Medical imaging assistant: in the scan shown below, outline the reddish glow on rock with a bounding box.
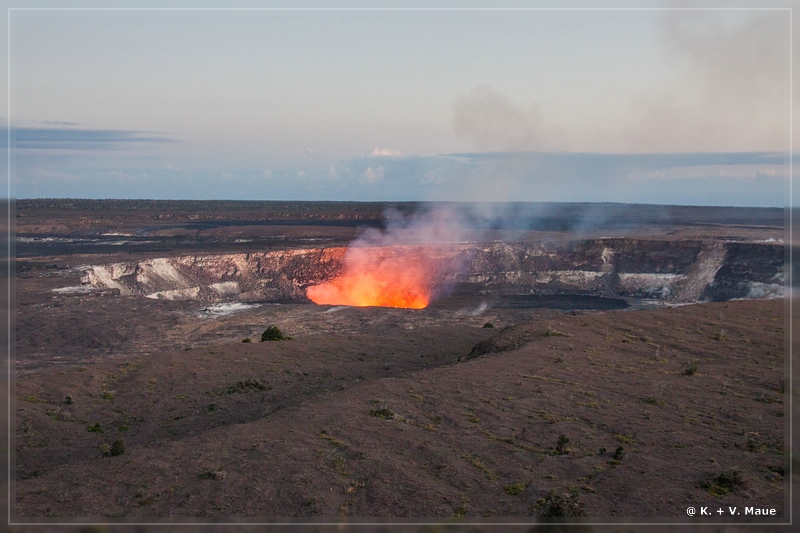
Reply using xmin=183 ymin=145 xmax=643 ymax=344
xmin=306 ymin=247 xmax=433 ymax=309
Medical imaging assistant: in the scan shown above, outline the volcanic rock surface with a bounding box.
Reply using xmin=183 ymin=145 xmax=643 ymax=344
xmin=77 ymin=239 xmax=784 ymax=304
xmin=12 ymin=200 xmax=790 ymax=520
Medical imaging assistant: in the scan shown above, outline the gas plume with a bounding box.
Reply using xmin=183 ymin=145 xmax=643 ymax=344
xmin=305 ymin=207 xmax=471 ymax=309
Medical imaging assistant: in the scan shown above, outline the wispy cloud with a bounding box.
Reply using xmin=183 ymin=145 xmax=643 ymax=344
xmin=371 ymin=148 xmax=402 ymax=157
xmin=14 ymin=127 xmax=179 ymax=150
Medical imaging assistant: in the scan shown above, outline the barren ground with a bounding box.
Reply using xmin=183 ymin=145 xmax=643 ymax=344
xmin=11 ymin=200 xmax=790 ymax=524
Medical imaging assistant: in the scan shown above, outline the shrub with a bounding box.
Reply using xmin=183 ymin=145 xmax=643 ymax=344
xmin=536 ymin=489 xmax=587 ymax=517
xmin=242 ymin=338 xmax=251 ymax=343
xmin=702 ymin=469 xmax=746 ymax=497
xmin=110 ymin=439 xmax=125 ymax=457
xmin=613 ymin=445 xmax=625 ymax=461
xmin=556 ymin=434 xmax=570 ymax=455
xmin=370 ymin=406 xmax=394 ymax=420
xmin=504 ymin=483 xmax=526 ymax=495
xmin=261 ymin=326 xmax=285 ymax=342
xmin=684 ymin=362 xmax=698 ymax=376
xmin=65 ymin=395 xmax=73 ymax=405
xmin=88 ymin=423 xmax=103 ymax=433
xmin=483 ymin=322 xmax=494 ymax=328
xmin=226 ymin=379 xmax=269 ymax=394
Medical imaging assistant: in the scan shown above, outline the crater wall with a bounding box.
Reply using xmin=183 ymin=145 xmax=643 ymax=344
xmin=79 ymin=239 xmax=785 ymax=304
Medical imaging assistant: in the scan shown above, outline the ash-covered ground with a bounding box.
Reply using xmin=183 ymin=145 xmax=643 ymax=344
xmin=12 ymin=200 xmax=791 ymax=521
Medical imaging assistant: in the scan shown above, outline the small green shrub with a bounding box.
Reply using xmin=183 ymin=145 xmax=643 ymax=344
xmin=199 ymin=469 xmax=227 ymax=480
xmin=64 ymin=395 xmax=73 ymax=405
xmin=370 ymin=406 xmax=394 ymax=420
xmin=702 ymin=469 xmax=746 ymax=497
xmin=483 ymin=322 xmax=494 ymax=328
xmin=226 ymin=379 xmax=269 ymax=394
xmin=110 ymin=439 xmax=125 ymax=457
xmin=555 ymin=434 xmax=570 ymax=455
xmin=536 ymin=489 xmax=587 ymax=517
xmin=684 ymin=363 xmax=698 ymax=376
xmin=644 ymin=397 xmax=665 ymax=406
xmin=261 ymin=326 xmax=285 ymax=342
xmin=504 ymin=483 xmax=526 ymax=495
xmin=612 ymin=445 xmax=625 ymax=462
xmin=88 ymin=423 xmax=103 ymax=433
xmin=242 ymin=338 xmax=251 ymax=343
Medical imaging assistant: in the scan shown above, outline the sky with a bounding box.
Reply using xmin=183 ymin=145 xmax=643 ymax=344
xmin=3 ymin=1 xmax=795 ymax=206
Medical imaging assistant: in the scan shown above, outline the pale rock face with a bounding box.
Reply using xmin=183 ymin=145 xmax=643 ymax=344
xmin=145 ymin=287 xmax=201 ymax=300
xmin=77 ymin=240 xmax=785 ymax=304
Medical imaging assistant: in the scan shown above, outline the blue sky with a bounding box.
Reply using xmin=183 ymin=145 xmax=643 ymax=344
xmin=4 ymin=2 xmax=794 ymax=206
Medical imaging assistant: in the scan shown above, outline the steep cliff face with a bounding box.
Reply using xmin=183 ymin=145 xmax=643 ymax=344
xmin=79 ymin=239 xmax=784 ymax=304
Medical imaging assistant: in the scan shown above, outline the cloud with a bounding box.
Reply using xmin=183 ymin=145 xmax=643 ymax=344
xmin=328 ymin=150 xmax=784 ymax=206
xmin=362 ymin=166 xmax=384 ymax=184
xmin=371 ymin=147 xmax=403 ymax=156
xmin=625 ymin=163 xmax=785 ymax=181
xmin=40 ymin=120 xmax=82 ymax=126
xmin=14 ymin=127 xmax=179 ymax=150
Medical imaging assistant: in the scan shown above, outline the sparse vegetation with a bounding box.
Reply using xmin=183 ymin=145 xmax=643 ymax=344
xmin=332 ymin=457 xmax=348 ymax=476
xmin=261 ymin=326 xmax=287 ymax=341
xmin=199 ymin=469 xmax=227 ymax=480
xmin=612 ymin=445 xmax=625 ymax=462
xmin=504 ymin=483 xmax=526 ymax=495
xmin=17 ymin=395 xmax=45 ymax=403
xmin=684 ymin=362 xmax=699 ymax=375
xmin=483 ymin=322 xmax=494 ymax=328
xmin=225 ymin=379 xmax=269 ymax=394
xmin=462 ymin=453 xmax=495 ymax=480
xmin=536 ymin=488 xmax=587 ymax=517
xmin=370 ymin=404 xmax=394 ymax=420
xmin=242 ymin=337 xmax=251 ymax=343
xmin=88 ymin=423 xmax=103 ymax=433
xmin=64 ymin=395 xmax=73 ymax=405
xmin=644 ymin=396 xmax=665 ymax=406
xmin=745 ymin=433 xmax=773 ymax=453
xmin=614 ymin=433 xmax=635 ymax=444
xmin=701 ymin=469 xmax=746 ymax=497
xmin=319 ymin=430 xmax=345 ymax=448
xmin=109 ymin=439 xmax=125 ymax=457
xmin=555 ymin=434 xmax=570 ymax=455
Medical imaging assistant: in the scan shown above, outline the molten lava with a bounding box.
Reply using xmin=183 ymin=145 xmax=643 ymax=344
xmin=306 ymin=247 xmax=433 ymax=309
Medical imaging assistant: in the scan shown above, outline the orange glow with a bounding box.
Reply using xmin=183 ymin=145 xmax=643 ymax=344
xmin=306 ymin=247 xmax=433 ymax=309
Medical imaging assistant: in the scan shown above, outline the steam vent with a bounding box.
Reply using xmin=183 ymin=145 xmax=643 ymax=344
xmin=79 ymin=239 xmax=785 ymax=306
